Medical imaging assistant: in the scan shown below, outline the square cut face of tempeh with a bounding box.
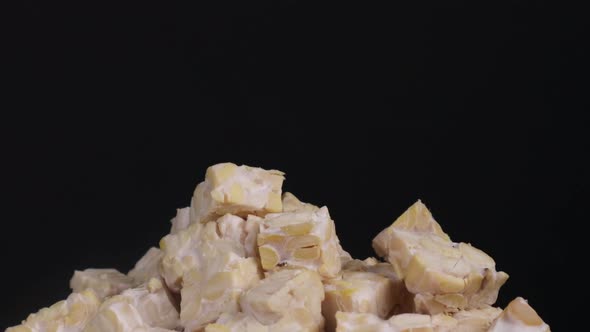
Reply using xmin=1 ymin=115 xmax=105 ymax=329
xmin=342 ymin=258 xmax=414 ymax=315
xmin=190 ymin=163 xmax=285 ymax=224
xmin=282 ymin=192 xmax=352 ymax=266
xmin=322 ymin=271 xmax=395 ymax=332
xmin=257 ymin=206 xmax=342 ymax=278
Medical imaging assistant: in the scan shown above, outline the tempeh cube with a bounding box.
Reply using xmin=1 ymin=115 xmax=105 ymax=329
xmin=257 ymin=207 xmax=342 ymax=278
xmin=322 ymin=271 xmax=394 ymax=332
xmin=190 ymin=163 xmax=284 ymax=224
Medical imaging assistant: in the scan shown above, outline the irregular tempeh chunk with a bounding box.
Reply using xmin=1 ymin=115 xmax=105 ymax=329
xmin=83 ymin=278 xmax=179 ymax=332
xmin=342 ymin=258 xmax=413 ymax=315
xmin=452 ymin=306 xmax=502 ymax=332
xmin=334 ymin=312 xmax=389 ymax=332
xmin=257 ymin=207 xmax=342 ymax=278
xmin=335 ymin=311 xmax=457 ymax=332
xmin=6 ymin=289 xmax=101 ymax=332
xmin=372 ymin=200 xmax=509 ymax=313
xmin=389 ymin=313 xmax=457 ymax=331
xmin=240 ymin=268 xmax=325 ymax=329
xmin=340 ymin=258 xmax=504 ymax=329
xmin=128 ymin=247 xmax=163 ymax=286
xmin=190 ymin=163 xmax=284 ymax=224
xmin=160 ymin=214 xmax=261 ymax=331
xmin=159 ymin=221 xmax=204 ymax=292
xmin=70 ymin=269 xmax=134 ymax=300
xmin=282 ymin=192 xmax=352 ymax=267
xmin=488 ymin=297 xmax=550 ymax=332
xmin=159 ymin=214 xmax=259 ymax=292
xmin=205 ymin=311 xmax=321 ymax=332
xmin=322 ymin=270 xmax=394 ymax=332
xmin=281 ymin=192 xmax=320 ymax=213
xmin=180 ymin=257 xmax=261 ymax=332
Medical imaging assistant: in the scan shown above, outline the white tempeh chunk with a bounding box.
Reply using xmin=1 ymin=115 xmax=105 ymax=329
xmin=204 ymin=311 xmax=321 ymax=332
xmin=159 ymin=214 xmax=259 ymax=292
xmin=372 ymin=200 xmax=509 ymax=313
xmin=160 ymin=214 xmax=262 ymax=331
xmin=257 ymin=207 xmax=342 ymax=278
xmin=322 ymin=270 xmax=395 ymax=332
xmin=190 ymin=163 xmax=284 ymax=224
xmin=70 ymin=269 xmax=134 ymax=301
xmin=170 ymin=207 xmax=191 ymax=234
xmin=83 ymin=278 xmax=179 ymax=332
xmin=128 ymin=247 xmax=163 ymax=286
xmin=335 ymin=311 xmax=457 ymax=332
xmin=452 ymin=306 xmax=502 ymax=331
xmin=6 ymin=289 xmax=101 ymax=332
xmin=240 ymin=268 xmax=325 ymax=329
xmin=488 ymin=297 xmax=550 ymax=332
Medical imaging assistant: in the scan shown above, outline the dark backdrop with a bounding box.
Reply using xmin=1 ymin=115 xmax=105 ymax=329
xmin=4 ymin=1 xmax=587 ymax=330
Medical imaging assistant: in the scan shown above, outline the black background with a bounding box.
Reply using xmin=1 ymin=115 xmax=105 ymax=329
xmin=3 ymin=1 xmax=587 ymax=330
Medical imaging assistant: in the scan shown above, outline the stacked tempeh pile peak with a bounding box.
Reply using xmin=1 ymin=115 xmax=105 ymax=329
xmin=7 ymin=163 xmax=550 ymax=332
